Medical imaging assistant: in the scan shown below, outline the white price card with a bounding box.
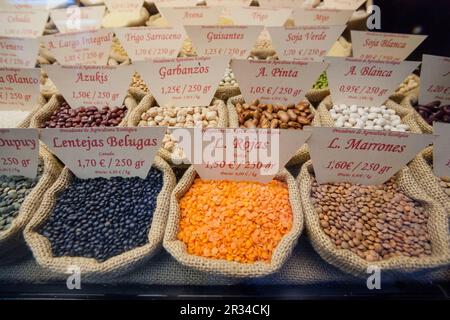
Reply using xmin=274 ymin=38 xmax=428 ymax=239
xmin=43 ymin=64 xmax=134 ymax=109
xmin=323 ymin=0 xmax=367 ymax=10
xmin=0 ymin=0 xmax=72 ymax=10
xmin=173 ymin=127 xmax=311 ymax=183
xmin=419 ymin=54 xmax=450 ymax=105
xmin=231 ymin=59 xmax=327 ymax=105
xmin=0 ymin=67 xmax=40 ymax=111
xmin=158 ymin=6 xmax=223 ymax=27
xmin=104 ymin=0 xmax=143 ymax=13
xmin=230 ymin=7 xmax=292 ymax=27
xmin=50 ymin=6 xmax=105 ymax=34
xmin=326 ymin=57 xmax=421 ymax=107
xmin=259 ymin=0 xmax=306 ymax=8
xmin=135 ymin=56 xmax=229 ymax=108
xmin=0 ymin=9 xmax=48 ymax=38
xmin=114 ymin=26 xmax=184 ymax=61
xmin=268 ymin=25 xmax=346 ymax=62
xmin=0 ymin=128 xmax=39 ymax=178
xmin=351 ymin=31 xmax=427 ymax=62
xmin=308 ymin=127 xmax=433 ymax=185
xmin=40 ymin=127 xmax=165 ymax=179
xmin=41 ymin=29 xmax=113 ymax=66
xmin=0 ymin=37 xmax=39 ymax=68
xmin=184 ymin=25 xmax=263 ymax=59
xmin=433 ymin=122 xmax=450 ymax=178
xmin=292 ymin=8 xmax=353 ymax=26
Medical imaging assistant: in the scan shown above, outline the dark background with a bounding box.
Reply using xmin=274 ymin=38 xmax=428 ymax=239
xmin=374 ymin=0 xmax=450 ymax=59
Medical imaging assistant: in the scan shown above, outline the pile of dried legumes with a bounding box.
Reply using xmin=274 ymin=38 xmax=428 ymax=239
xmin=413 ymin=101 xmax=450 ymax=125
xmin=235 ymin=100 xmax=313 ymax=129
xmin=177 ymin=179 xmax=293 ymax=263
xmin=311 ymin=178 xmax=432 ymax=262
xmin=40 ymin=100 xmax=127 ymax=128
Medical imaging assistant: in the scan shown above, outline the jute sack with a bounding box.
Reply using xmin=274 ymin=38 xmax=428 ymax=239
xmin=128 ymin=94 xmax=228 ymax=166
xmin=305 ymin=88 xmax=330 ymax=105
xmin=390 ymin=74 xmax=421 ymax=104
xmin=24 ymin=156 xmax=176 ymax=277
xmin=16 ymin=95 xmax=48 ymax=128
xmin=227 ymin=95 xmax=320 ymax=166
xmin=214 ymin=85 xmax=241 ymax=102
xmin=163 ymin=166 xmax=304 ymax=278
xmin=0 ymin=146 xmax=62 ymax=260
xmin=317 ymin=95 xmax=422 ymax=133
xmin=29 ymin=92 xmax=140 ymax=128
xmin=299 ymin=160 xmax=450 ymax=277
xmin=409 ymin=146 xmax=450 ymax=217
xmin=401 ymin=91 xmax=433 ymax=134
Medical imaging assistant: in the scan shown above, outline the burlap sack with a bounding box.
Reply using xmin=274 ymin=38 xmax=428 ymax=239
xmin=215 ymin=85 xmax=241 ymax=102
xmin=227 ymin=95 xmax=319 ymax=166
xmin=0 ymin=146 xmax=62 ymax=260
xmin=305 ymin=88 xmax=330 ymax=105
xmin=163 ymin=166 xmax=304 ymax=277
xmin=390 ymin=74 xmax=421 ymax=104
xmin=401 ymin=90 xmax=433 ymax=134
xmin=249 ymin=48 xmax=277 ymax=60
xmin=16 ymin=95 xmax=48 ymax=129
xmin=317 ymin=95 xmax=422 ymax=133
xmin=299 ymin=160 xmax=450 ymax=277
xmin=128 ymin=94 xmax=228 ymax=165
xmin=29 ymin=93 xmax=140 ymax=128
xmin=24 ymin=156 xmax=176 ymax=277
xmin=409 ymin=147 xmax=450 ymax=217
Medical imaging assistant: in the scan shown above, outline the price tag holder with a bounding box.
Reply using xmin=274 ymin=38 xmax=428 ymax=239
xmin=0 ymin=37 xmax=40 ymax=68
xmin=259 ymin=0 xmax=306 ymax=8
xmin=419 ymin=54 xmax=450 ymax=105
xmin=230 ymin=7 xmax=292 ymax=27
xmin=104 ymin=0 xmax=143 ymax=13
xmin=41 ymin=29 xmax=114 ymax=66
xmin=40 ymin=127 xmax=165 ymax=179
xmin=114 ymin=26 xmax=184 ymax=61
xmin=0 ymin=128 xmax=39 ymax=178
xmin=135 ymin=56 xmax=229 ymax=108
xmin=0 ymin=9 xmax=48 ymax=38
xmin=292 ymin=8 xmax=353 ymax=25
xmin=308 ymin=127 xmax=433 ymax=185
xmin=326 ymin=57 xmax=420 ymax=107
xmin=231 ymin=59 xmax=327 ymax=105
xmin=323 ymin=0 xmax=367 ymax=10
xmin=43 ymin=65 xmax=134 ymax=109
xmin=351 ymin=31 xmax=427 ymax=62
xmin=158 ymin=6 xmax=224 ymax=26
xmin=433 ymin=122 xmax=450 ymax=178
xmin=184 ymin=25 xmax=263 ymax=59
xmin=174 ymin=127 xmax=311 ymax=183
xmin=50 ymin=6 xmax=105 ymax=33
xmin=0 ymin=67 xmax=40 ymax=111
xmin=268 ymin=25 xmax=346 ymax=62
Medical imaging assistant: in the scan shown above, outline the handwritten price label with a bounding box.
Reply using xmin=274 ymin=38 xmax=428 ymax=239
xmin=0 ymin=37 xmax=39 ymax=68
xmin=135 ymin=56 xmax=229 ymax=107
xmin=0 ymin=128 xmax=39 ymax=178
xmin=292 ymin=8 xmax=353 ymax=26
xmin=323 ymin=0 xmax=367 ymax=10
xmin=158 ymin=6 xmax=224 ymax=27
xmin=0 ymin=9 xmax=48 ymax=38
xmin=308 ymin=127 xmax=433 ymax=185
xmin=43 ymin=65 xmax=134 ymax=109
xmin=185 ymin=25 xmax=263 ymax=59
xmin=50 ymin=6 xmax=105 ymax=33
xmin=0 ymin=67 xmax=40 ymax=111
xmin=231 ymin=59 xmax=327 ymax=105
xmin=230 ymin=7 xmax=292 ymax=27
xmin=178 ymin=128 xmax=311 ymax=183
xmin=268 ymin=25 xmax=346 ymax=62
xmin=104 ymin=0 xmax=143 ymax=12
xmin=326 ymin=57 xmax=420 ymax=107
xmin=419 ymin=54 xmax=450 ymax=105
xmin=41 ymin=127 xmax=165 ymax=179
xmin=351 ymin=31 xmax=427 ymax=63
xmin=114 ymin=26 xmax=184 ymax=61
xmin=41 ymin=29 xmax=113 ymax=66
xmin=433 ymin=122 xmax=450 ymax=178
